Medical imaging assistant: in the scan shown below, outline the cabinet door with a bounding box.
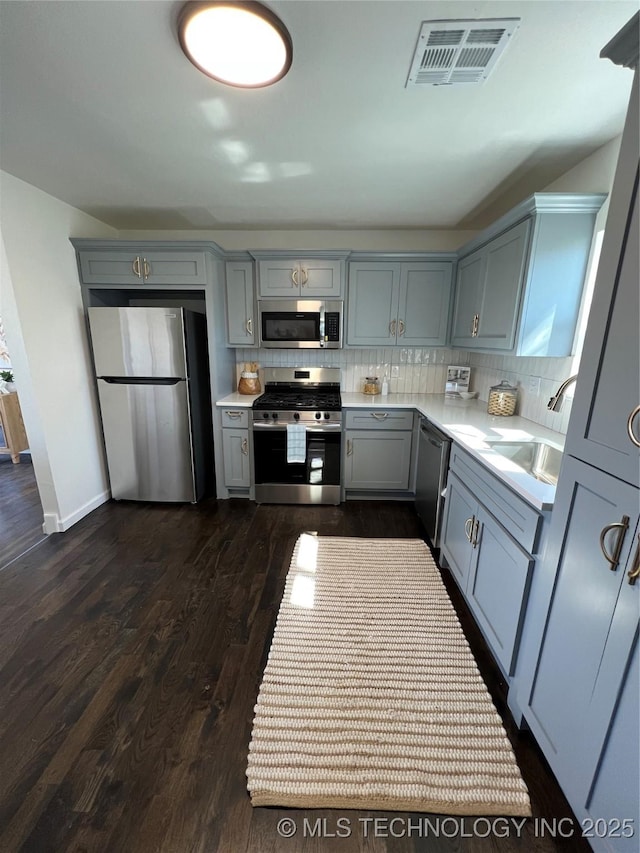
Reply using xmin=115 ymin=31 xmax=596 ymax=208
xmin=344 ymin=430 xmax=412 ymax=490
xmin=346 ymin=263 xmax=400 ymax=345
xmin=78 ymin=250 xmax=208 ymax=285
xmin=467 ymin=509 xmax=534 ymax=675
xmin=475 ymin=219 xmax=530 ymax=350
xmin=299 ymin=259 xmax=343 ymax=297
xmin=527 ymin=455 xmax=639 ymax=800
xmin=450 ymin=251 xmax=483 ymax=347
xmin=258 ymin=260 xmax=299 ymax=296
xmin=583 ymin=633 xmax=639 ymax=853
xmin=398 ymin=263 xmax=452 ymax=346
xmin=566 ymin=174 xmax=639 ymax=487
xmin=440 ymin=472 xmax=477 ymax=593
xmin=225 ymin=262 xmax=256 ymax=346
xmin=222 ymin=428 xmax=250 ymax=488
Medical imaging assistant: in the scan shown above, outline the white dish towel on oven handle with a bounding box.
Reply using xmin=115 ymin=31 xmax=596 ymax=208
xmin=286 ymin=423 xmax=306 ymax=464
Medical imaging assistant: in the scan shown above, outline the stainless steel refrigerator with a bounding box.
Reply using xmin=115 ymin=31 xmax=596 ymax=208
xmin=87 ymin=306 xmax=212 ymax=502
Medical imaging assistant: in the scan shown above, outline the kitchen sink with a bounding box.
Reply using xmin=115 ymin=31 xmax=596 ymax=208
xmin=486 ymin=440 xmax=563 ymax=485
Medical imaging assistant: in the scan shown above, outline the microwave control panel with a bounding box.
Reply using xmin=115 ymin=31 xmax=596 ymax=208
xmin=324 ymin=312 xmax=340 ymax=342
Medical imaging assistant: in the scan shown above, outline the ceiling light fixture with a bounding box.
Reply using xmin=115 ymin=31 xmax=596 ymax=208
xmin=178 ymin=1 xmax=292 ymax=88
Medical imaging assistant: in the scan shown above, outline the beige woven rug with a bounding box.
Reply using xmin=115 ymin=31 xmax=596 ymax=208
xmin=247 ymin=535 xmax=531 ymax=816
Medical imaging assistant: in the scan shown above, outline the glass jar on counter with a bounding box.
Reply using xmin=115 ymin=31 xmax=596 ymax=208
xmin=487 ymin=380 xmax=518 ymax=416
xmin=362 ymin=376 xmax=381 ymax=395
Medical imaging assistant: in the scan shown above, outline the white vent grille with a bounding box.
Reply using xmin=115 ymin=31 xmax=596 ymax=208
xmin=406 ymin=19 xmax=520 ymax=87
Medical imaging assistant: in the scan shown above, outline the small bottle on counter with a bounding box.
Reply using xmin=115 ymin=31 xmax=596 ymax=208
xmin=381 ymin=377 xmax=389 ymax=396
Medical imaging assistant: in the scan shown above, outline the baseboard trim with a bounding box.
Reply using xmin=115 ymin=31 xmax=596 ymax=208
xmin=42 ymin=489 xmax=111 ymax=534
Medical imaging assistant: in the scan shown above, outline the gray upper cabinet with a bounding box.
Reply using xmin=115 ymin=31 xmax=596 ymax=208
xmin=257 ymin=258 xmax=344 ymax=298
xmin=78 ymin=250 xmax=208 ymax=286
xmin=565 ymin=102 xmax=639 ymax=485
xmin=451 ymin=194 xmax=606 ymax=356
xmin=347 ymin=260 xmax=453 ymax=346
xmin=225 ymin=261 xmax=256 ymax=346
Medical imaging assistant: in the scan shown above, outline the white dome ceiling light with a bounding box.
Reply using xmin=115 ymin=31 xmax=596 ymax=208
xmin=178 ymin=1 xmax=293 ymax=88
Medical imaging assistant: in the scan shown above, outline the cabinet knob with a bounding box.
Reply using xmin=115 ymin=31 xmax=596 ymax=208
xmin=599 ymin=515 xmax=630 ymax=571
xmin=301 ymin=268 xmax=308 ymax=286
xmin=346 ymin=439 xmax=353 ymax=456
xmin=241 ymin=438 xmax=248 ymax=455
xmin=132 ymin=256 xmax=142 ymax=278
xmin=246 ymin=318 xmax=253 ymax=335
xmin=389 ymin=319 xmax=397 ymax=337
xmin=398 ymin=319 xmax=405 ymax=337
xmin=292 ymin=268 xmax=298 ymax=286
xmin=142 ymin=258 xmax=150 ymax=279
xmin=464 ymin=517 xmax=474 ymax=543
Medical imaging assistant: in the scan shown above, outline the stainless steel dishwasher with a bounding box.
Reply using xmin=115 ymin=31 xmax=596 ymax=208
xmin=415 ymin=418 xmax=451 ymax=548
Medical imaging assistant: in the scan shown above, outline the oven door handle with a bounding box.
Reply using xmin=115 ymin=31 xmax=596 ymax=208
xmin=252 ymin=422 xmax=342 ymax=431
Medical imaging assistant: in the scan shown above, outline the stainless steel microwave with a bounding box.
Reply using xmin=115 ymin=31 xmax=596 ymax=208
xmin=258 ymin=300 xmax=343 ymax=349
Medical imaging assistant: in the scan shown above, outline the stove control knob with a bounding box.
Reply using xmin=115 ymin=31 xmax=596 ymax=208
xmin=272 ymin=412 xmax=278 ymax=419
xmin=263 ymin=412 xmax=269 ymax=419
xmin=324 ymin=412 xmax=330 ymax=419
xmin=315 ymin=412 xmax=321 ymax=420
xmin=293 ymin=412 xmax=300 ymax=421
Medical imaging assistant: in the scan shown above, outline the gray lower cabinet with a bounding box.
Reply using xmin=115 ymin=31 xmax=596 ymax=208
xmin=343 ymin=409 xmax=414 ymax=491
xmin=346 ymin=261 xmax=453 ymax=347
xmin=524 ymin=455 xmax=639 ymax=848
xmin=220 ymin=408 xmax=250 ymax=489
xmin=440 ymin=466 xmax=535 ymax=675
xmin=225 ymin=261 xmax=256 ymax=346
xmin=450 ymin=193 xmax=605 ymax=356
xmin=78 ymin=250 xmax=208 ymax=285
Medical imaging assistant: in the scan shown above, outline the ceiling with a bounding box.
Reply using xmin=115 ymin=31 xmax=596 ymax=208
xmin=0 ymin=1 xmax=636 ymax=231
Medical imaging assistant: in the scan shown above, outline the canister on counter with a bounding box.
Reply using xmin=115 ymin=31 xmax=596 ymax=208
xmin=362 ymin=376 xmax=381 ymax=395
xmin=487 ymin=379 xmax=518 ymax=416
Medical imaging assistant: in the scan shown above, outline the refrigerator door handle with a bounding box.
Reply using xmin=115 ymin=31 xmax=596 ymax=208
xmin=101 ymin=377 xmax=183 ymax=385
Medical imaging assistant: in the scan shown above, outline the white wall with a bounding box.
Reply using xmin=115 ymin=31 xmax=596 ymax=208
xmin=0 ymin=171 xmax=117 ymax=533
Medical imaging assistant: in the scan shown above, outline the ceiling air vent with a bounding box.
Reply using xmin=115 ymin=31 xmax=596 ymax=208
xmin=406 ymin=19 xmax=520 ymax=87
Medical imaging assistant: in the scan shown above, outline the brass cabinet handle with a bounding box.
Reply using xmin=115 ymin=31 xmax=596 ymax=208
xmin=628 ymin=535 xmax=640 ymax=585
xmin=472 ymin=518 xmax=480 ymax=548
xmin=301 ymin=268 xmax=308 ymax=286
xmin=599 ymin=515 xmax=630 ymax=571
xmin=225 ymin=410 xmax=242 ymax=419
xmin=398 ymin=319 xmax=405 ymax=337
xmin=464 ymin=517 xmax=474 ymax=543
xmin=132 ymin=256 xmax=142 ymax=278
xmin=627 ymin=405 xmax=640 ymax=447
xmin=142 ymin=258 xmax=150 ymax=279
xmin=346 ymin=439 xmax=353 ymax=456
xmin=241 ymin=437 xmax=248 ymax=455
xmin=370 ymin=412 xmax=389 ymax=420
xmin=389 ymin=319 xmax=397 ymax=337
xmin=292 ymin=268 xmax=298 ymax=286
xmin=246 ymin=318 xmax=253 ymax=335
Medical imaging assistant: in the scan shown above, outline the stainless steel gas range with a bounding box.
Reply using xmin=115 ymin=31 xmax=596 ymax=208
xmin=252 ymin=367 xmax=342 ymax=505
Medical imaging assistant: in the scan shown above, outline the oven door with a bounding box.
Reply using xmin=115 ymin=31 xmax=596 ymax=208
xmin=253 ymin=425 xmax=342 ymax=504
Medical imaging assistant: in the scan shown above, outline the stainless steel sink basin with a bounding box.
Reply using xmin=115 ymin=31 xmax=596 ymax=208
xmin=486 ymin=440 xmax=563 ymax=485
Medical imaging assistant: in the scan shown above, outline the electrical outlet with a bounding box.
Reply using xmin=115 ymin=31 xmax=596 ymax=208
xmin=391 ymin=365 xmax=399 ymax=378
xmin=528 ymin=376 xmax=541 ymax=396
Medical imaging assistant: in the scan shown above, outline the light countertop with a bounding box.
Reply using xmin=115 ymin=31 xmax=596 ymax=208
xmin=342 ymin=393 xmax=563 ymax=510
xmin=216 ymin=391 xmax=564 ymax=510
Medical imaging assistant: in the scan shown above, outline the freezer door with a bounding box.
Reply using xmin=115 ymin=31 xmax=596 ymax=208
xmin=88 ymin=307 xmax=188 ymax=378
xmin=97 ymin=378 xmax=196 ymax=501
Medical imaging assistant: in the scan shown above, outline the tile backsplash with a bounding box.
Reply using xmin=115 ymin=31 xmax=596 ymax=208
xmin=235 ymin=348 xmax=576 ymax=435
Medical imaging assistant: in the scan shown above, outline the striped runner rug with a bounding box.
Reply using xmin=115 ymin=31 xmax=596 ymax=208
xmin=247 ymin=534 xmax=531 ymax=816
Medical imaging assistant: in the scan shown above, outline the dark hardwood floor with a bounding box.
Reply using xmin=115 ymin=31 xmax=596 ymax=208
xmin=0 ymin=499 xmax=589 ymax=853
xmin=0 ymin=452 xmax=46 ymax=571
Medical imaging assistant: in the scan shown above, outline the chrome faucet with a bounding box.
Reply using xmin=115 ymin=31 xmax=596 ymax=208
xmin=548 ymin=374 xmax=578 ymax=412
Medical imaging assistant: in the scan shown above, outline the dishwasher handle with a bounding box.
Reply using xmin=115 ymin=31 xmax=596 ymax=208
xmin=420 ymin=421 xmax=448 ymax=448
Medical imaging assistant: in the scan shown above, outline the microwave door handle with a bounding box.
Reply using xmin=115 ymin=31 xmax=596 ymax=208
xmin=319 ymin=306 xmax=325 ymax=347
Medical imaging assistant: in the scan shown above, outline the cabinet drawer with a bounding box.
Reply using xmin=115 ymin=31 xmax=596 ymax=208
xmin=449 ymin=444 xmax=541 ymax=553
xmin=220 ymin=408 xmax=249 ymax=428
xmin=345 ymin=409 xmax=414 ymax=431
